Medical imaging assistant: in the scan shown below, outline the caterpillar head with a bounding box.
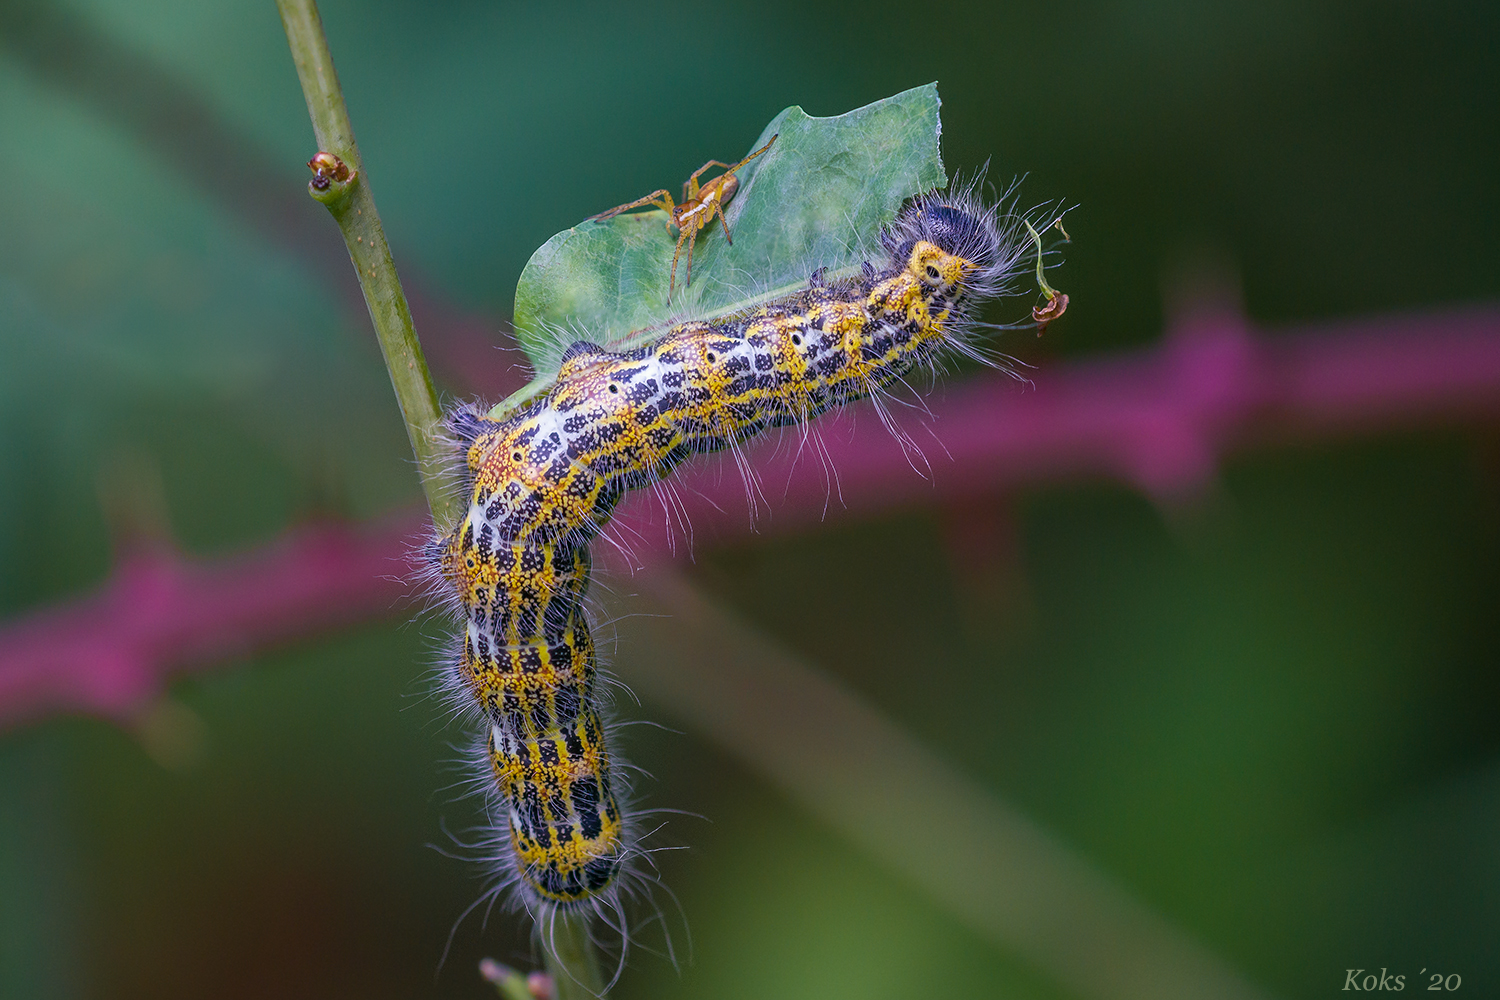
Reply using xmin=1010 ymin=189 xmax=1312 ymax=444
xmin=907 ymin=240 xmax=972 ymax=296
xmin=884 ymin=184 xmax=1030 ymax=307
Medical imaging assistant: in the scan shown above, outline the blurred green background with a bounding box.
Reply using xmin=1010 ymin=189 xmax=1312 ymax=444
xmin=1 ymin=0 xmax=1497 ymax=997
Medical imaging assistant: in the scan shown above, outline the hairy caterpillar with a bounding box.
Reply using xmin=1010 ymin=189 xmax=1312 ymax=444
xmin=425 ymin=182 xmax=1038 ymax=934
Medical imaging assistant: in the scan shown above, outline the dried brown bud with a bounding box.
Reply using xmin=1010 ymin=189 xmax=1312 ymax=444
xmin=1033 ymin=291 xmax=1069 ymax=334
xmin=307 ymin=151 xmax=351 ymax=183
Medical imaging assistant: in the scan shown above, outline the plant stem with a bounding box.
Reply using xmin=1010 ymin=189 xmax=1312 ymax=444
xmin=548 ymin=911 xmax=605 ymax=999
xmin=275 ymin=0 xmax=456 ymax=528
xmin=275 ymin=2 xmax=607 ymax=992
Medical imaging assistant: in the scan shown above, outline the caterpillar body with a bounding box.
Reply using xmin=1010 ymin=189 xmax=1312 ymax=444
xmin=427 ymin=184 xmax=1034 ymax=924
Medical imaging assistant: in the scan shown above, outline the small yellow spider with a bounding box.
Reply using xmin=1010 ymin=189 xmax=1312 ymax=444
xmin=590 ymin=134 xmax=778 ymax=300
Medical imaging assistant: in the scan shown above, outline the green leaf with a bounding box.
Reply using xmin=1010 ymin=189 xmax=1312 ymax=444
xmin=505 ymin=84 xmax=946 ymax=409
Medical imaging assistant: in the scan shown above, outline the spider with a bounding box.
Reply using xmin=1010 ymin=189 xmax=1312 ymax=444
xmin=590 ymin=133 xmax=778 ymax=300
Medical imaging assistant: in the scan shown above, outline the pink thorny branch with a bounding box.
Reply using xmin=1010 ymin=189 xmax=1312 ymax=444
xmin=2 ymin=297 xmax=1499 ymax=730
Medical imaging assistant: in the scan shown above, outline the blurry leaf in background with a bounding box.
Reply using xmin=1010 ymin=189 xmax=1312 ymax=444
xmin=512 ymin=84 xmax=945 ymax=373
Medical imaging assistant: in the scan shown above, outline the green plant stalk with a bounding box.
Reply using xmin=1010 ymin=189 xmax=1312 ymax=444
xmin=275 ymin=2 xmax=604 ymax=995
xmin=275 ymin=0 xmax=456 ymax=528
xmin=485 ymin=966 xmax=535 ymax=1000
xmin=549 ymin=914 xmax=606 ymax=998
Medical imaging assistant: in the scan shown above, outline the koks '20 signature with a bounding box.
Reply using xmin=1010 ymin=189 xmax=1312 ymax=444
xmin=1344 ymin=968 xmax=1463 ymax=991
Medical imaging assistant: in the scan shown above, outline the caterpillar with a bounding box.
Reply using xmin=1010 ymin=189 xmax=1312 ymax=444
xmin=425 ymin=181 xmax=1040 ymax=938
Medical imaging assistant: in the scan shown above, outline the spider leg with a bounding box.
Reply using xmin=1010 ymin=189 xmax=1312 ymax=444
xmin=684 ymin=159 xmax=736 ymax=201
xmin=692 ymin=134 xmax=777 ymax=226
xmin=721 ymin=134 xmax=778 ymax=181
xmin=711 ymin=197 xmax=733 ymax=244
xmin=682 ymin=218 xmax=698 ymax=291
xmin=669 ymin=217 xmax=702 ymax=299
xmin=591 ymin=189 xmax=676 ymax=222
xmin=669 ymin=224 xmax=687 ymax=302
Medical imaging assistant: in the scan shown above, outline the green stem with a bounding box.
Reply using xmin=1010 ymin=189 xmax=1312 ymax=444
xmin=275 ymin=1 xmax=607 ymax=992
xmin=1024 ymin=218 xmax=1063 ymax=302
xmin=275 ymin=0 xmax=457 ymax=528
xmin=547 ymin=910 xmax=605 ymax=999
